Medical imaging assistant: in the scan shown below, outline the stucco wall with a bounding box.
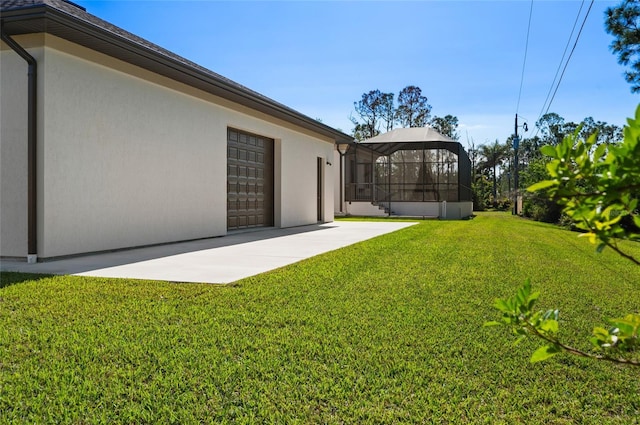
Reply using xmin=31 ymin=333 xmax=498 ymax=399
xmin=2 ymin=34 xmax=334 ymax=259
xmin=345 ymin=202 xmax=388 ymax=217
xmin=390 ymin=201 xmax=473 ymax=219
xmin=0 ymin=36 xmax=44 ymax=257
xmin=346 ymin=201 xmax=473 ymax=219
xmin=0 ymin=46 xmax=29 ymax=257
xmin=278 ymin=133 xmax=333 ymax=227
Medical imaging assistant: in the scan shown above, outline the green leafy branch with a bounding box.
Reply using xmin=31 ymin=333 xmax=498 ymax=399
xmin=528 ymin=107 xmax=640 ymax=264
xmin=486 ymin=280 xmax=640 ymax=366
xmin=488 ymin=105 xmax=640 ymax=367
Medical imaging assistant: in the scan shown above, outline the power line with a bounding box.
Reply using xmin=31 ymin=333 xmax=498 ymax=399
xmin=544 ymin=1 xmax=594 ymax=114
xmin=536 ymin=0 xmax=585 ymax=126
xmin=516 ymin=0 xmax=534 ymax=115
xmin=533 ymin=0 xmax=594 ymax=138
xmin=533 ymin=0 xmax=585 ymax=136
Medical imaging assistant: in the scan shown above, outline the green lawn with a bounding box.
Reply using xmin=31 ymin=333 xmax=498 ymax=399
xmin=1 ymin=212 xmax=639 ymax=424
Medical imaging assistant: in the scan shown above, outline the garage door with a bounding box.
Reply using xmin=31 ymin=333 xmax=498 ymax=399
xmin=227 ymin=128 xmax=274 ymax=230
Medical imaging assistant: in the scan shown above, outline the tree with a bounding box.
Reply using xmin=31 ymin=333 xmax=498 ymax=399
xmin=487 ymin=105 xmax=640 ymax=367
xmin=467 ymin=136 xmax=487 ymax=210
xmin=520 ymin=156 xmax=563 ymax=223
xmin=473 ymin=170 xmax=496 ymax=211
xmin=351 ymin=86 xmax=458 ymax=139
xmin=518 ymin=135 xmax=544 ymax=166
xmin=477 ymin=140 xmax=510 ymax=201
xmin=351 ymin=123 xmax=372 ymax=142
xmin=595 ymin=121 xmax=624 ymax=144
xmin=350 ymin=89 xmax=391 ymax=140
xmin=535 ymin=112 xmax=566 ymax=145
xmin=579 ymin=117 xmax=623 ymax=145
xmin=606 ymin=0 xmax=640 ymax=92
xmin=536 ymin=114 xmax=622 ymax=147
xmin=380 ymin=92 xmax=396 ymax=132
xmin=395 ymin=85 xmax=431 ymax=128
xmin=521 ymin=114 xmax=622 ymax=223
xmin=466 ymin=136 xmax=479 ymax=182
xmin=430 ymin=115 xmax=460 ymax=140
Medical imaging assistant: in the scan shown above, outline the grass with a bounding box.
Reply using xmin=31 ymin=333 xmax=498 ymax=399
xmin=1 ymin=212 xmax=639 ymax=424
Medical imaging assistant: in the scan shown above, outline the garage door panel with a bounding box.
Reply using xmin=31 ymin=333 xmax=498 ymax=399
xmin=227 ymin=128 xmax=274 ymax=230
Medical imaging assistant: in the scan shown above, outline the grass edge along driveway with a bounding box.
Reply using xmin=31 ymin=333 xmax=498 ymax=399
xmin=1 ymin=212 xmax=639 ymax=424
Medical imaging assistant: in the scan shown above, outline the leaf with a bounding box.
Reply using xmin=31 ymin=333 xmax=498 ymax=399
xmin=622 ymin=314 xmax=640 ymax=328
xmin=540 ymin=319 xmax=559 ymax=334
xmin=540 ymin=145 xmax=557 ymax=157
xmin=516 ymin=287 xmax=527 ymax=306
xmin=530 ymin=344 xmax=562 ymax=363
xmin=578 ymin=232 xmax=598 ymax=245
xmin=593 ymin=143 xmax=607 ymax=162
xmin=592 ymin=326 xmax=611 ymax=346
xmin=527 ymin=180 xmax=557 ymax=192
xmin=608 ymin=320 xmax=634 ymax=336
xmin=542 ymin=309 xmax=559 ymax=321
xmin=527 ymin=291 xmax=540 ymax=310
xmin=493 ymin=298 xmax=511 ymax=313
xmin=512 ymin=335 xmax=527 ymax=347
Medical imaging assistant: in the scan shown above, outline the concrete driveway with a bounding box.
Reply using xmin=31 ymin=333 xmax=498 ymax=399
xmin=1 ymin=221 xmax=416 ymax=284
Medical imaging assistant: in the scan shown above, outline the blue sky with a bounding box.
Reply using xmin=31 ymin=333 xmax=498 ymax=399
xmin=76 ymin=0 xmax=638 ymax=146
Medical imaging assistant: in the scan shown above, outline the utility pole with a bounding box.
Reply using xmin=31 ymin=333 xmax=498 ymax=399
xmin=513 ymin=114 xmax=520 ymax=215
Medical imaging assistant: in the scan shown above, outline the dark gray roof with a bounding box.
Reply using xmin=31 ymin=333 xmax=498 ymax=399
xmin=0 ymin=0 xmax=353 ymax=143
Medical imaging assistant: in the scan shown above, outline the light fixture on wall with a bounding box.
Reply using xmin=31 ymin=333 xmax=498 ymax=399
xmin=336 ymin=143 xmax=350 ymax=156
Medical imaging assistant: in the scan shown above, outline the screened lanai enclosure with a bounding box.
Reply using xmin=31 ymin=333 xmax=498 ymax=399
xmin=337 ymin=128 xmax=473 ymax=219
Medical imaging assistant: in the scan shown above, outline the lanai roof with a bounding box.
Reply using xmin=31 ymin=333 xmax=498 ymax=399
xmin=357 ymin=127 xmax=464 ymax=156
xmin=0 ymin=0 xmax=353 ymax=144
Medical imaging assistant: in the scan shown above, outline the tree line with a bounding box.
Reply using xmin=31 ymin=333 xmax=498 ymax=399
xmin=349 ymin=86 xmax=459 ymax=141
xmin=349 ymin=86 xmax=624 ymax=221
xmin=470 ymin=113 xmax=624 ymax=220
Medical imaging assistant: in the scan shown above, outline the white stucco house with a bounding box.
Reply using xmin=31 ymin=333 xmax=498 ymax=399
xmin=1 ymin=0 xmax=352 ymax=262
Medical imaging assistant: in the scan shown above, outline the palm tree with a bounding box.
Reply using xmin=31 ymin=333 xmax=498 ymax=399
xmin=478 ymin=140 xmax=510 ymax=201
